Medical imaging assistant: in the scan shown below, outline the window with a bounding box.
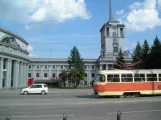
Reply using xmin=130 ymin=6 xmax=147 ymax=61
xmin=92 ymin=66 xmax=94 ymax=69
xmin=53 ymin=65 xmax=55 ymax=69
xmin=43 ymin=85 xmax=48 ymax=88
xmin=120 ymin=28 xmax=124 ymax=37
xmin=95 ymin=74 xmax=105 ymax=82
xmin=106 ymin=27 xmax=109 ymax=36
xmin=52 ymin=73 xmax=55 ymax=77
xmin=36 ymin=65 xmax=39 ymax=69
xmin=30 ymin=85 xmax=36 ymax=88
xmin=121 ymin=74 xmax=133 ymax=82
xmin=44 ymin=73 xmax=48 ymax=78
xmin=28 ymin=73 xmax=31 ymax=77
xmin=147 ymin=74 xmax=157 ymax=81
xmin=36 ymin=73 xmax=39 ymax=77
xmin=84 ymin=66 xmax=87 ymax=69
xmin=107 ymin=74 xmax=120 ymax=82
xmin=36 ymin=85 xmax=42 ymax=88
xmin=29 ymin=65 xmax=31 ymax=69
xmin=159 ymin=74 xmax=161 ymax=81
xmin=102 ymin=64 xmax=106 ymax=70
xmin=92 ymin=73 xmax=95 ymax=78
xmin=45 ymin=65 xmax=47 ymax=69
xmin=61 ymin=66 xmax=63 ymax=69
xmin=85 ymin=73 xmax=87 ymax=77
xmin=134 ymin=74 xmax=145 ymax=82
xmin=114 ymin=47 xmax=118 ymax=52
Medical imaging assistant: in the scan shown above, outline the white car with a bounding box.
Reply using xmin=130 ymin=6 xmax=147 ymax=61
xmin=21 ymin=84 xmax=48 ymax=95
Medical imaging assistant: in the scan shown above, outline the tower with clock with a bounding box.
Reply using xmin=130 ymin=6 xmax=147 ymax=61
xmin=99 ymin=0 xmax=125 ymax=70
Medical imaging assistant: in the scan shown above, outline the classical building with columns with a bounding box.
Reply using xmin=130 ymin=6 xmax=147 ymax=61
xmin=0 ymin=0 xmax=127 ymax=88
xmin=0 ymin=28 xmax=29 ymax=89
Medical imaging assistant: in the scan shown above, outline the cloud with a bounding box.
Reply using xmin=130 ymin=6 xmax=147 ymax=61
xmin=27 ymin=45 xmax=36 ymax=57
xmin=0 ymin=0 xmax=91 ymax=29
xmin=24 ymin=25 xmax=31 ymax=30
xmin=118 ymin=0 xmax=161 ymax=32
xmin=116 ymin=10 xmax=124 ymax=15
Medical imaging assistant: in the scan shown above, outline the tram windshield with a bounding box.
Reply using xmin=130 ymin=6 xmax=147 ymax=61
xmin=95 ymin=74 xmax=105 ymax=82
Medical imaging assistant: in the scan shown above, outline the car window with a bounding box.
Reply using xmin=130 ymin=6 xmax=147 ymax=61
xmin=30 ymin=85 xmax=36 ymax=88
xmin=43 ymin=85 xmax=47 ymax=88
xmin=36 ymin=85 xmax=42 ymax=88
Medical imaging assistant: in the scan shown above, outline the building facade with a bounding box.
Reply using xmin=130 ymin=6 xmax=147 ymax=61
xmin=0 ymin=0 xmax=126 ymax=88
xmin=28 ymin=0 xmax=126 ymax=85
xmin=0 ymin=28 xmax=29 ymax=89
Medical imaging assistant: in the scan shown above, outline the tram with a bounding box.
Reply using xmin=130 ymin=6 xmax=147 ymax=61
xmin=93 ymin=69 xmax=161 ymax=97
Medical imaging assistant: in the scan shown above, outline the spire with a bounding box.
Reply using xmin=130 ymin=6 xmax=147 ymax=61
xmin=109 ymin=0 xmax=113 ymax=20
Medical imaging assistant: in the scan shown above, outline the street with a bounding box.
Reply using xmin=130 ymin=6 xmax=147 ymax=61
xmin=0 ymin=89 xmax=161 ymax=120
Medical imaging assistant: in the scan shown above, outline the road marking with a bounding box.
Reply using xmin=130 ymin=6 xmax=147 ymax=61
xmin=0 ymin=114 xmax=74 ymax=118
xmin=106 ymin=109 xmax=161 ymax=115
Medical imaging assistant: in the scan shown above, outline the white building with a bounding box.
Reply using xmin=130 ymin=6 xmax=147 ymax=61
xmin=0 ymin=0 xmax=126 ymax=88
xmin=0 ymin=28 xmax=29 ymax=89
xmin=28 ymin=0 xmax=126 ymax=85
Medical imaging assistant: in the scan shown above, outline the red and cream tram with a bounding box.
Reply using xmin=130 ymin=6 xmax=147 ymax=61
xmin=93 ymin=69 xmax=161 ymax=97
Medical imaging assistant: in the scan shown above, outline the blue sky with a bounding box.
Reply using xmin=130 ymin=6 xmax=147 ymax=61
xmin=0 ymin=0 xmax=161 ymax=58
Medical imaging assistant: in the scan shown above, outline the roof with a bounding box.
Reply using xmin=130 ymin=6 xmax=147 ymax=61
xmin=29 ymin=58 xmax=98 ymax=63
xmin=97 ymin=69 xmax=161 ymax=74
xmin=0 ymin=28 xmax=28 ymax=45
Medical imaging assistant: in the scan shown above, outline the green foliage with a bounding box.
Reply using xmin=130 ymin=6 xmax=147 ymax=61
xmin=67 ymin=46 xmax=85 ymax=88
xmin=141 ymin=39 xmax=150 ymax=69
xmin=148 ymin=36 xmax=161 ymax=69
xmin=115 ymin=48 xmax=125 ymax=69
xmin=59 ymin=70 xmax=68 ymax=88
xmin=132 ymin=36 xmax=161 ymax=69
xmin=132 ymin=42 xmax=142 ymax=69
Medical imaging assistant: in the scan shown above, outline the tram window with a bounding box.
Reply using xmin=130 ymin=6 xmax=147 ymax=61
xmin=134 ymin=74 xmax=145 ymax=82
xmin=107 ymin=74 xmax=120 ymax=82
xmin=159 ymin=74 xmax=161 ymax=81
xmin=147 ymin=74 xmax=157 ymax=81
xmin=121 ymin=74 xmax=133 ymax=82
xmin=95 ymin=74 xmax=105 ymax=82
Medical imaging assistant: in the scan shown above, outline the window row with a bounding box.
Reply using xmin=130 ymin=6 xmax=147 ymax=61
xmin=28 ymin=73 xmax=56 ymax=78
xmin=29 ymin=65 xmax=96 ymax=69
xmin=28 ymin=73 xmax=96 ymax=78
xmin=107 ymin=74 xmax=161 ymax=82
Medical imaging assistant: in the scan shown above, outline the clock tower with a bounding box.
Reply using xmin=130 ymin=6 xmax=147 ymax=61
xmin=99 ymin=0 xmax=125 ymax=70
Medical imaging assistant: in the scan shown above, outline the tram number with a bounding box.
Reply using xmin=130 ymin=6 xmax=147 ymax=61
xmin=158 ymin=85 xmax=161 ymax=89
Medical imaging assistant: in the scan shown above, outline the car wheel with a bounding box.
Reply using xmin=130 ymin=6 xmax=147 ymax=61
xmin=23 ymin=91 xmax=28 ymax=95
xmin=41 ymin=90 xmax=46 ymax=95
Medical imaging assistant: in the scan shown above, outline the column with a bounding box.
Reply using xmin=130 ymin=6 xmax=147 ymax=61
xmin=100 ymin=64 xmax=102 ymax=70
xmin=32 ymin=65 xmax=35 ymax=78
xmin=24 ymin=63 xmax=27 ymax=87
xmin=106 ymin=64 xmax=108 ymax=70
xmin=19 ymin=62 xmax=22 ymax=88
xmin=88 ymin=66 xmax=91 ymax=85
xmin=56 ymin=65 xmax=59 ymax=78
xmin=40 ymin=65 xmax=43 ymax=79
xmin=14 ymin=61 xmax=20 ymax=88
xmin=25 ymin=63 xmax=28 ymax=87
xmin=0 ymin=58 xmax=4 ymax=89
xmin=21 ymin=62 xmax=24 ymax=88
xmin=6 ymin=59 xmax=12 ymax=88
xmin=48 ymin=65 xmax=51 ymax=79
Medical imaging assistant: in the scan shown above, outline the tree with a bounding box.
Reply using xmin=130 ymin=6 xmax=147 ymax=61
xmin=148 ymin=36 xmax=161 ymax=69
xmin=132 ymin=42 xmax=142 ymax=69
xmin=115 ymin=48 xmax=125 ymax=69
xmin=59 ymin=70 xmax=68 ymax=88
xmin=67 ymin=46 xmax=85 ymax=88
xmin=141 ymin=39 xmax=150 ymax=69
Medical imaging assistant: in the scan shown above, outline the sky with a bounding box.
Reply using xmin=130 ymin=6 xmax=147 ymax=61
xmin=0 ymin=0 xmax=161 ymax=59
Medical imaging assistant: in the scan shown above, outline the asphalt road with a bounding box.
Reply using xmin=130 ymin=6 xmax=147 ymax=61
xmin=0 ymin=88 xmax=161 ymax=120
